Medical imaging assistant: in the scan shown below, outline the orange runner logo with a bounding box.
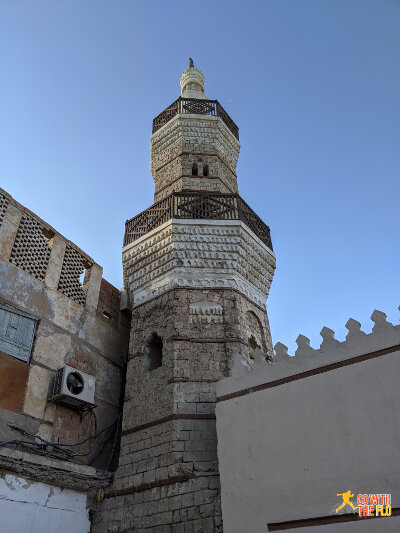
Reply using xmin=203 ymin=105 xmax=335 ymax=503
xmin=336 ymin=491 xmax=357 ymax=512
xmin=336 ymin=491 xmax=392 ymax=517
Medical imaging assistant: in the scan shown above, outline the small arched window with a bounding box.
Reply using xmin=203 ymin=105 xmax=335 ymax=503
xmin=144 ymin=334 xmax=163 ymax=372
xmin=203 ymin=164 xmax=209 ymax=176
xmin=248 ymin=336 xmax=260 ymax=358
xmin=192 ymin=163 xmax=198 ymax=176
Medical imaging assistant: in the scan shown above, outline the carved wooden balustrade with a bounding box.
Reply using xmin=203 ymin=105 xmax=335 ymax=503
xmin=152 ymin=97 xmax=239 ymax=140
xmin=124 ymin=192 xmax=272 ymax=250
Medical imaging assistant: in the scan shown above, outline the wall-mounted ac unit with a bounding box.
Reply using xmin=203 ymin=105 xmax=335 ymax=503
xmin=49 ymin=365 xmax=96 ymax=408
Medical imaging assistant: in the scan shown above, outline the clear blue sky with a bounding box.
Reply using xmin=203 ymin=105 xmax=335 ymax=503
xmin=1 ymin=0 xmax=399 ymax=352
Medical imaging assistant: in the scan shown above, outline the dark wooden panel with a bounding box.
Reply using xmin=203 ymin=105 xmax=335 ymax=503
xmin=152 ymin=97 xmax=239 ymax=139
xmin=0 ymin=351 xmax=29 ymax=412
xmin=124 ymin=191 xmax=273 ymax=250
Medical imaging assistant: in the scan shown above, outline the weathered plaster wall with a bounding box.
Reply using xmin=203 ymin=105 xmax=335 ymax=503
xmin=0 ymin=188 xmax=130 ymax=476
xmin=216 ymin=307 xmax=400 ymax=532
xmin=0 ymin=472 xmax=90 ymax=533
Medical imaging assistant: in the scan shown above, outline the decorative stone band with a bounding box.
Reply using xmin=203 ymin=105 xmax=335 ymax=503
xmin=105 ymin=473 xmax=196 ymax=499
xmin=122 ymin=219 xmax=276 ymax=309
xmin=189 ymin=301 xmax=224 ymax=324
xmin=267 ymin=509 xmax=400 ymax=531
xmin=217 ymin=305 xmax=400 ymax=399
xmin=121 ymin=413 xmax=216 ymax=437
xmin=168 ymin=336 xmax=248 ymax=345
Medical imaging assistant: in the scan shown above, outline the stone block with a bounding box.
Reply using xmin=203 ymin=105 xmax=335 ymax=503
xmin=0 ymin=204 xmax=23 ymax=262
xmin=23 ymin=364 xmax=52 ymax=419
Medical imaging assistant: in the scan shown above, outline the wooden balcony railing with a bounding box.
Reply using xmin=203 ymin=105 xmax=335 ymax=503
xmin=124 ymin=192 xmax=272 ymax=250
xmin=152 ymin=97 xmax=239 ymax=140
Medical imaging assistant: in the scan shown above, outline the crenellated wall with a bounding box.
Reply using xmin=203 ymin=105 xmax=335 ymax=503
xmin=216 ymin=305 xmax=400 ymax=532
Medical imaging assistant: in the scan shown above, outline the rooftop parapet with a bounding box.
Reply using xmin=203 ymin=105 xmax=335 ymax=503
xmin=0 ymin=188 xmax=102 ymax=310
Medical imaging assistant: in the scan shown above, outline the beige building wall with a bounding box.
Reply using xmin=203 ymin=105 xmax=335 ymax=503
xmin=216 ymin=309 xmax=400 ymax=532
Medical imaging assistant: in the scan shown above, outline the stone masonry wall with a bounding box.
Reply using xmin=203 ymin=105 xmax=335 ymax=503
xmin=151 ymin=115 xmax=240 ymax=202
xmin=93 ymin=286 xmax=273 ymax=531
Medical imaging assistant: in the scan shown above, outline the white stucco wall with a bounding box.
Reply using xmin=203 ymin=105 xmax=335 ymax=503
xmin=216 ymin=312 xmax=400 ymax=532
xmin=0 ymin=473 xmax=90 ymax=533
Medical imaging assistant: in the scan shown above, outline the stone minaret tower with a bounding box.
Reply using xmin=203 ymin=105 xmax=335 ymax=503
xmin=94 ymin=61 xmax=276 ymax=532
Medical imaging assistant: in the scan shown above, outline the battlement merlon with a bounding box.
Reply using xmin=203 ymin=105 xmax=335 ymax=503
xmin=217 ymin=305 xmax=400 ymax=399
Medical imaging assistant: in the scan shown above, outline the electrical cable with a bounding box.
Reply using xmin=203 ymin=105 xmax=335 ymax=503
xmin=8 ymin=417 xmax=119 ymax=447
xmin=1 ymin=414 xmax=122 ymax=463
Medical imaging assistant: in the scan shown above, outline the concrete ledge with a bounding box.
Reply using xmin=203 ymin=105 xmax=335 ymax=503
xmin=0 ymin=447 xmax=111 ymax=492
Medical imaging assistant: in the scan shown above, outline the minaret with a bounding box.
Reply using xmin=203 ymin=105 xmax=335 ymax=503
xmin=94 ymin=61 xmax=276 ymax=533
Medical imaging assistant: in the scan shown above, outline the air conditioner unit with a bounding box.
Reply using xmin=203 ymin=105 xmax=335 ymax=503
xmin=49 ymin=365 xmax=96 ymax=408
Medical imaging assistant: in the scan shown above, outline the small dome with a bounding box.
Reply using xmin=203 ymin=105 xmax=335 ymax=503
xmin=179 ymin=59 xmax=207 ymax=100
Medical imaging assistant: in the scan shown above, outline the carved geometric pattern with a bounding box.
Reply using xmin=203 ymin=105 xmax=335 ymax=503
xmin=176 ymin=193 xmax=236 ymax=220
xmin=189 ymin=302 xmax=224 ymax=324
xmin=182 ymin=100 xmax=215 ymax=115
xmin=58 ymin=244 xmax=91 ymax=305
xmin=0 ymin=193 xmax=9 ymax=226
xmin=123 ymin=221 xmax=276 ymax=308
xmin=9 ymin=214 xmax=52 ymax=282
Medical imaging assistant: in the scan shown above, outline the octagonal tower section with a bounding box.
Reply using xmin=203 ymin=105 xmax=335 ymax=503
xmin=151 ymin=63 xmax=240 ymax=202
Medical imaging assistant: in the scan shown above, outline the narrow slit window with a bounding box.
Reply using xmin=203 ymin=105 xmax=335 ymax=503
xmin=203 ymin=164 xmax=209 ymax=176
xmin=144 ymin=334 xmax=163 ymax=372
xmin=192 ymin=163 xmax=198 ymax=176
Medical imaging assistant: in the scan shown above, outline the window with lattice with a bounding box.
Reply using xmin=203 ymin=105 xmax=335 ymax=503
xmin=0 ymin=193 xmax=9 ymax=227
xmin=58 ymin=244 xmax=92 ymax=306
xmin=9 ymin=214 xmax=53 ymax=282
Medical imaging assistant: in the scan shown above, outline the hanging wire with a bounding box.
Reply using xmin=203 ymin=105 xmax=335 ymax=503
xmin=1 ymin=413 xmax=122 ymax=464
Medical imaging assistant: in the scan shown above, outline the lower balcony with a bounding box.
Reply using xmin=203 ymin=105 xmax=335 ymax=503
xmin=124 ymin=192 xmax=273 ymax=251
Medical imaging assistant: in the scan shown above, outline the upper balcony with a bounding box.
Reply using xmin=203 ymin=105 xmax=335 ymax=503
xmin=152 ymin=97 xmax=239 ymax=140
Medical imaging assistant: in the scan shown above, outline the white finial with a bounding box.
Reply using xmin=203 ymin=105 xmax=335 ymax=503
xmin=179 ymin=59 xmax=207 ymax=100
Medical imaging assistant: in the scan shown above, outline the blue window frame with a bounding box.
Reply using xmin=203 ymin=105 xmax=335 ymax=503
xmin=0 ymin=303 xmax=38 ymax=363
